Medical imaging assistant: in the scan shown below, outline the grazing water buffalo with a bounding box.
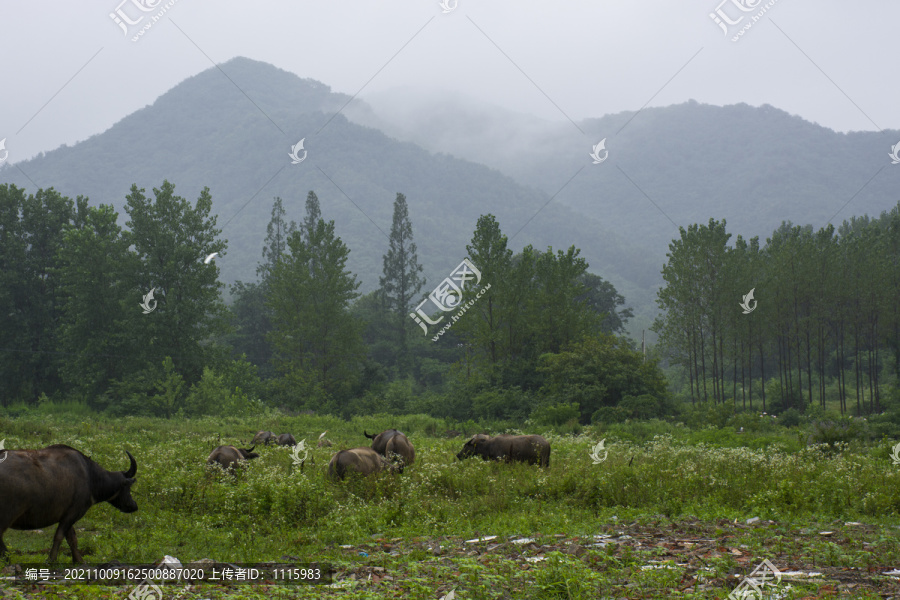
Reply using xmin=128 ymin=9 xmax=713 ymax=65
xmin=276 ymin=433 xmax=296 ymax=446
xmin=327 ymin=447 xmax=403 ymax=481
xmin=0 ymin=444 xmax=138 ymax=562
xmin=457 ymin=434 xmax=550 ymax=467
xmin=207 ymin=445 xmax=259 ymax=471
xmin=364 ymin=429 xmax=415 ymax=466
xmin=251 ymin=431 xmax=275 ymax=446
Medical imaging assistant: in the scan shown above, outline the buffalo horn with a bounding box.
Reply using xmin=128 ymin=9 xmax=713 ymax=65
xmin=124 ymin=450 xmax=137 ymax=478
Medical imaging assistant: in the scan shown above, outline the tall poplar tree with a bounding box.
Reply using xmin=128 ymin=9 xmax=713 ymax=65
xmin=230 ymin=196 xmax=295 ymax=373
xmin=267 ymin=213 xmax=363 ymax=405
xmin=258 ymin=196 xmax=296 ymax=281
xmin=302 ymin=191 xmax=321 ymax=245
xmin=379 ymin=193 xmax=425 ymax=370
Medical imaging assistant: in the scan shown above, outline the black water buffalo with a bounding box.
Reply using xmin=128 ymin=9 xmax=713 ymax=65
xmin=276 ymin=433 xmax=296 ymax=446
xmin=0 ymin=444 xmax=138 ymax=562
xmin=327 ymin=447 xmax=403 ymax=481
xmin=251 ymin=431 xmax=275 ymax=446
xmin=364 ymin=429 xmax=415 ymax=466
xmin=457 ymin=434 xmax=550 ymax=467
xmin=207 ymin=445 xmax=259 ymax=471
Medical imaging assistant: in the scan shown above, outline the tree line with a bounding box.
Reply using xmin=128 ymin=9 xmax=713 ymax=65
xmin=0 ymin=181 xmax=661 ymax=426
xmin=652 ymin=208 xmax=900 ymax=415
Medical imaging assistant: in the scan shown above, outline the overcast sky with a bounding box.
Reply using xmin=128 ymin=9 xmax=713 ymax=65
xmin=0 ymin=1 xmax=896 ymax=163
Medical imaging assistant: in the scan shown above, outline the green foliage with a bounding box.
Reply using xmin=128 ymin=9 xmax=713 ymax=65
xmin=379 ymin=192 xmax=425 ymax=375
xmin=470 ymin=387 xmax=533 ymax=422
xmin=227 ymin=280 xmax=273 ymax=377
xmin=0 ymin=185 xmax=76 ymax=404
xmin=531 ymin=402 xmax=581 ymax=427
xmin=538 ymin=334 xmax=668 ymax=424
xmin=56 ymin=202 xmax=133 ymax=403
xmin=267 ymin=211 xmax=364 ymax=402
xmin=807 ymin=418 xmax=863 ymax=451
xmin=619 ymin=394 xmax=669 ymax=420
xmin=654 ymin=207 xmax=900 ymax=418
xmin=592 ymin=405 xmax=628 ymax=424
xmin=123 ymin=180 xmax=230 ymax=385
xmin=532 ymin=552 xmax=600 ymax=599
xmin=150 ymin=356 xmax=186 ymax=418
xmin=780 ymin=407 xmax=802 ymax=428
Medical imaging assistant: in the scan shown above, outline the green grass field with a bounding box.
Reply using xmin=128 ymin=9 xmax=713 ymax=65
xmin=2 ymin=409 xmax=900 ymax=599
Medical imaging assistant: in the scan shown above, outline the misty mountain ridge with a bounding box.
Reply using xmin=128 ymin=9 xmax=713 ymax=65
xmin=0 ymin=57 xmax=657 ymax=331
xmin=347 ymin=88 xmax=900 ymax=254
xmin=3 ymin=57 xmax=897 ymax=338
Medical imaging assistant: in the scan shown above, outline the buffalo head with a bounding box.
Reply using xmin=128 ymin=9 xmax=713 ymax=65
xmin=108 ymin=451 xmax=138 ymax=513
xmin=456 ymin=434 xmax=491 ymax=460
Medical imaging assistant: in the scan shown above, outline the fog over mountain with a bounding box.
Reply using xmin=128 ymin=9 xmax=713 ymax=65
xmin=0 ymin=58 xmax=661 ymax=332
xmin=2 ymin=57 xmax=899 ymax=339
xmin=346 ymin=87 xmax=900 ymax=257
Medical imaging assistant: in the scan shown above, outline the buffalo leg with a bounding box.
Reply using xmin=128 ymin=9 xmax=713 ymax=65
xmin=65 ymin=527 xmax=83 ymax=563
xmin=49 ymin=521 xmax=82 ymax=563
xmin=0 ymin=530 xmax=7 ymax=557
xmin=48 ymin=524 xmax=67 ymax=562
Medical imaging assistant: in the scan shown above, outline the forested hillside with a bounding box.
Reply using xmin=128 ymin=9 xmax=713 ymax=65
xmin=0 ymin=57 xmax=657 ymax=331
xmin=348 ymin=91 xmax=900 ymax=264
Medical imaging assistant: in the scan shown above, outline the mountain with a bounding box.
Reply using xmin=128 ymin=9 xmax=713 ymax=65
xmin=0 ymin=58 xmax=659 ymax=334
xmin=346 ymin=89 xmax=900 ymax=257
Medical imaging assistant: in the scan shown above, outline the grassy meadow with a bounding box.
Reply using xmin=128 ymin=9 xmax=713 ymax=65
xmin=2 ymin=406 xmax=900 ymax=598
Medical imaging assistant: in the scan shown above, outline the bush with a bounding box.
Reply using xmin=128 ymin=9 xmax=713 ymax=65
xmin=531 ymin=402 xmax=581 ymax=427
xmin=807 ymin=418 xmax=861 ymax=451
xmin=105 ymin=364 xmax=165 ymax=417
xmin=470 ymin=387 xmax=532 ymax=422
xmin=780 ymin=407 xmax=802 ymax=428
xmin=592 ymin=405 xmax=628 ymax=424
xmin=764 ymin=377 xmax=805 ymax=413
xmin=619 ymin=394 xmax=669 ymax=420
xmin=184 ymin=366 xmax=264 ymax=418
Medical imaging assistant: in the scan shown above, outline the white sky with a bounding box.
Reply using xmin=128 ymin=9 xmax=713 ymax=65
xmin=0 ymin=0 xmax=896 ymax=163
